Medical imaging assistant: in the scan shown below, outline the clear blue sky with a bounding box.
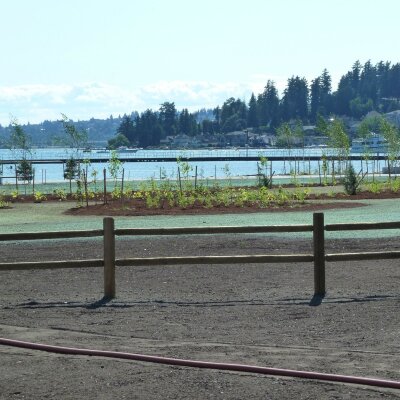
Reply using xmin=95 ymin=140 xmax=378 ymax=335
xmin=1 ymin=0 xmax=399 ymax=125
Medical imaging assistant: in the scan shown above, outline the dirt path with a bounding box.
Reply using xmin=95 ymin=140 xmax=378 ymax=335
xmin=1 ymin=235 xmax=400 ymax=399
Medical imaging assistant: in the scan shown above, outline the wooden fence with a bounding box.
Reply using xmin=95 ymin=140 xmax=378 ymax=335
xmin=1 ymin=213 xmax=400 ymax=299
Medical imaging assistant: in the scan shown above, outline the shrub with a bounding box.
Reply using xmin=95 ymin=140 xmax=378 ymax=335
xmin=53 ymin=189 xmax=67 ymax=201
xmin=343 ymin=164 xmax=361 ymax=195
xmin=33 ymin=191 xmax=47 ymax=203
xmin=0 ymin=193 xmax=10 ymax=209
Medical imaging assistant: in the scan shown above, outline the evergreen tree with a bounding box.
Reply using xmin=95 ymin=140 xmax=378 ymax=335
xmin=201 ymin=119 xmax=215 ymax=134
xmin=281 ymin=76 xmax=309 ymax=122
xmin=247 ymin=93 xmax=258 ymax=128
xmin=178 ymin=109 xmax=198 ymax=136
xmin=334 ymin=73 xmax=353 ymax=115
xmin=359 ymin=60 xmax=378 ymax=105
xmin=351 ymin=60 xmax=362 ymax=92
xmin=220 ymin=98 xmax=247 ymax=133
xmin=320 ymin=69 xmax=333 ymax=115
xmin=159 ymin=102 xmax=177 ymax=137
xmin=213 ymin=106 xmax=221 ymax=133
xmin=135 ymin=110 xmax=163 ymax=148
xmin=116 ymin=115 xmax=136 ymax=143
xmin=257 ymin=80 xmax=280 ymax=129
xmin=310 ymin=77 xmax=321 ymax=122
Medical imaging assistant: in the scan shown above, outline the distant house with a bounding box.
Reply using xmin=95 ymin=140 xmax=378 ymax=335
xmin=225 ymin=131 xmax=248 ymax=147
xmin=251 ymin=134 xmax=276 ymax=147
xmin=170 ymin=134 xmax=203 ymax=149
xmin=385 ymin=110 xmax=400 ymax=128
xmin=302 ymin=125 xmax=316 ymax=135
xmin=171 ymin=134 xmax=191 ymax=148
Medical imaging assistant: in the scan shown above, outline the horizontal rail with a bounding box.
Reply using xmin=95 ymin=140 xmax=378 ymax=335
xmin=116 ymin=254 xmax=314 ymax=267
xmin=115 ymin=225 xmax=313 ymax=236
xmin=2 ymin=251 xmax=398 ymax=271
xmin=0 ymin=259 xmax=103 ymax=271
xmin=326 ymin=221 xmax=400 ymax=231
xmin=326 ymin=251 xmax=400 ymax=262
xmin=0 ymin=230 xmax=104 ymax=242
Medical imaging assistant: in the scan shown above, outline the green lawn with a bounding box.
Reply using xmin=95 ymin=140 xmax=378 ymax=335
xmin=1 ymin=198 xmax=400 ymax=239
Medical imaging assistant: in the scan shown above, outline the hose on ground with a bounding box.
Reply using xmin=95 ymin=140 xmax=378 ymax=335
xmin=1 ymin=337 xmax=399 ymax=390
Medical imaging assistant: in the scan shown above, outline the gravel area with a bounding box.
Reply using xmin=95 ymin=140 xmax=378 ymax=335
xmin=1 ymin=235 xmax=400 ymax=399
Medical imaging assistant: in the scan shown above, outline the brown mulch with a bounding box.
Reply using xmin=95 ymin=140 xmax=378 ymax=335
xmin=64 ymin=199 xmax=367 ymax=216
xmin=5 ymin=189 xmax=400 ymax=216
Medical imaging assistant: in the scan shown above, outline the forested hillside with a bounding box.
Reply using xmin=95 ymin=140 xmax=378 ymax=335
xmin=1 ymin=60 xmax=399 ymax=148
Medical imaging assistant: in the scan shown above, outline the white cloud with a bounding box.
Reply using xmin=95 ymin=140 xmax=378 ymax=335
xmin=0 ymin=76 xmax=288 ymax=125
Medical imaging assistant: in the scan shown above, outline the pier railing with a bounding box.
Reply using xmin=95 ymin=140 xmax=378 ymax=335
xmin=1 ymin=213 xmax=400 ymax=299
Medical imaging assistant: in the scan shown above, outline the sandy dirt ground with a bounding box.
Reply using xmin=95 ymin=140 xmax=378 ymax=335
xmin=1 ymin=234 xmax=400 ymax=399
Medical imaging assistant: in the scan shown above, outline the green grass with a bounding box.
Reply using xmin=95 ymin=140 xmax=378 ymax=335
xmin=1 ymin=198 xmax=400 ymax=240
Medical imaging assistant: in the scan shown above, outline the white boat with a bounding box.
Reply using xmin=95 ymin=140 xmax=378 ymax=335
xmin=116 ymin=146 xmax=139 ymax=153
xmin=351 ymin=133 xmax=388 ymax=153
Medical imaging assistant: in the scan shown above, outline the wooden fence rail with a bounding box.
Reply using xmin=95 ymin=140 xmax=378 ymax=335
xmin=0 ymin=230 xmax=103 ymax=242
xmin=0 ymin=213 xmax=399 ymax=299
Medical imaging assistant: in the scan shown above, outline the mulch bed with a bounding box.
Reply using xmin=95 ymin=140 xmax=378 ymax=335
xmin=4 ymin=189 xmax=399 ymax=216
xmin=64 ymin=199 xmax=367 ymax=216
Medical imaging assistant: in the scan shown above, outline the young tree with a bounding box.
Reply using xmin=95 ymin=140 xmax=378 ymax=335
xmin=343 ymin=163 xmax=361 ymax=195
xmin=60 ymin=114 xmax=88 ymax=192
xmin=64 ymin=157 xmax=80 ymax=194
xmin=60 ymin=113 xmax=88 ymax=149
xmin=380 ymin=118 xmax=400 ymax=178
xmin=276 ymin=122 xmax=295 ymax=174
xmin=276 ymin=123 xmax=294 ymax=148
xmin=9 ymin=118 xmax=33 ymax=184
xmin=326 ymin=119 xmax=350 ymax=174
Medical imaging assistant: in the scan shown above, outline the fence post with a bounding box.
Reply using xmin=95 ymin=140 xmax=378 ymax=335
xmin=313 ymin=212 xmax=326 ymax=296
xmin=103 ymin=217 xmax=116 ymax=299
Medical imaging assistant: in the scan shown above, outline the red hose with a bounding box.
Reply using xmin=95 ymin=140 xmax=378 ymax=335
xmin=1 ymin=337 xmax=399 ymax=390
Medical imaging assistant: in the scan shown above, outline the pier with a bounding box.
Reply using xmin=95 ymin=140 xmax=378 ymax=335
xmin=0 ymin=154 xmax=394 ymax=165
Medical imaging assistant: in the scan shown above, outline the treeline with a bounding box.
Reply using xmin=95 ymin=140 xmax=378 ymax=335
xmin=0 ymin=115 xmax=128 ymax=147
xmin=115 ymin=60 xmax=400 ymax=147
xmin=1 ymin=60 xmax=400 ymax=148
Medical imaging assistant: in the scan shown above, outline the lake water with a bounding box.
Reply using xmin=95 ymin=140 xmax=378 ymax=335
xmin=0 ymin=147 xmax=385 ymax=184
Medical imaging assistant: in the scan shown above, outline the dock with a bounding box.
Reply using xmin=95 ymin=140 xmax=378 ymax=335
xmin=0 ymin=155 xmax=394 ymax=165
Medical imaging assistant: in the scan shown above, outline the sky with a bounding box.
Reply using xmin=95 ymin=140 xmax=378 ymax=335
xmin=1 ymin=0 xmax=399 ymax=125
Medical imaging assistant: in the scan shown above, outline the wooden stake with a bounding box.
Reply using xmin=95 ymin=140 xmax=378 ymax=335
xmin=32 ymin=169 xmax=35 ymax=195
xmin=121 ymin=168 xmax=125 ymax=202
xmin=178 ymin=167 xmax=182 ymax=194
xmin=103 ymin=168 xmax=107 ymax=205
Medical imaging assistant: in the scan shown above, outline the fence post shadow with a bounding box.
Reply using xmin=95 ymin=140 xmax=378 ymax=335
xmin=86 ymin=296 xmax=113 ymax=309
xmin=309 ymin=293 xmax=325 ymax=306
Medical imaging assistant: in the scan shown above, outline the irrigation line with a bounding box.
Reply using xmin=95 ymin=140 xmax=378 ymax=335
xmin=1 ymin=338 xmax=399 ymax=390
